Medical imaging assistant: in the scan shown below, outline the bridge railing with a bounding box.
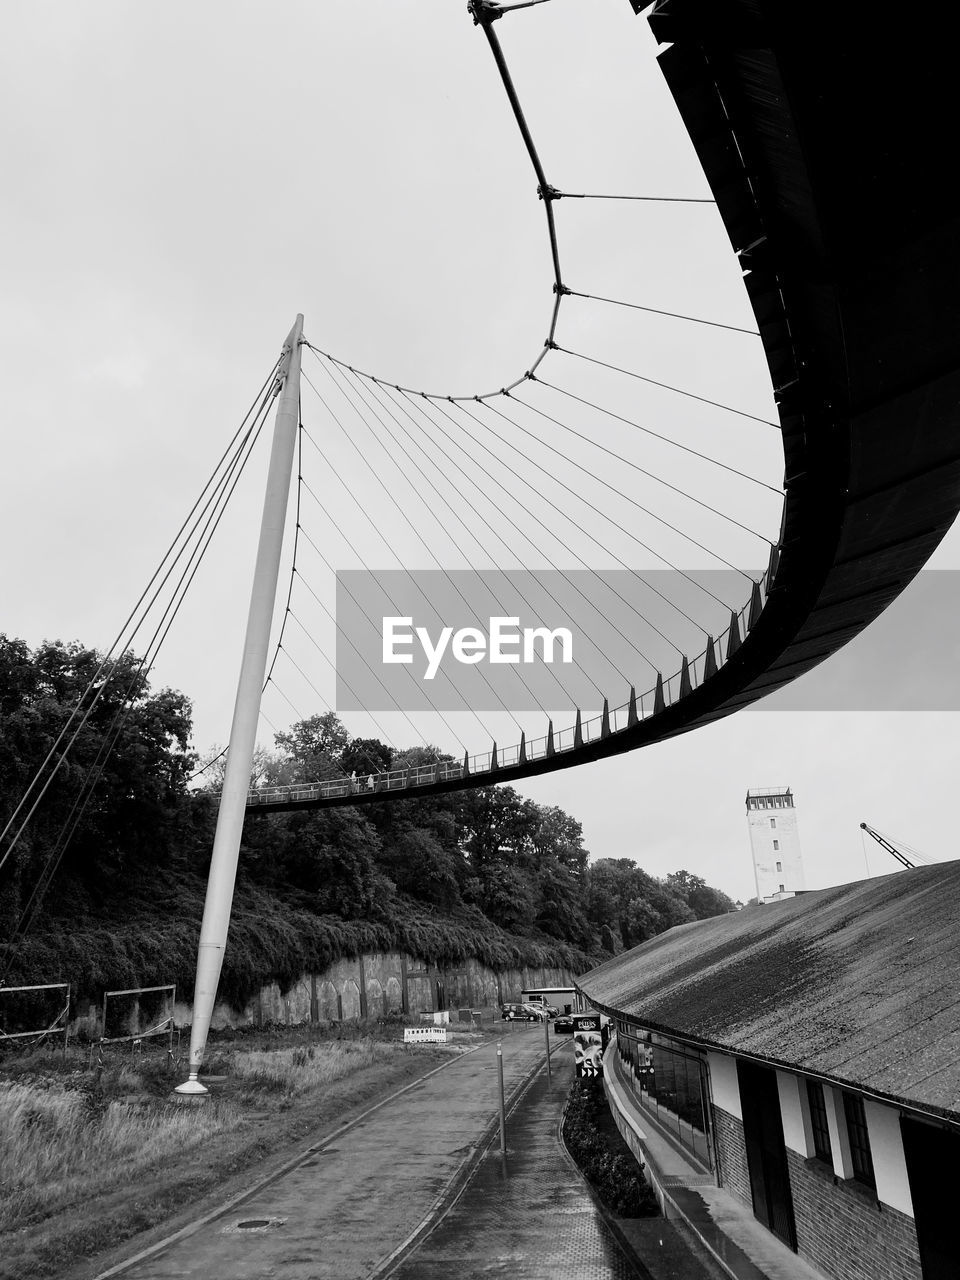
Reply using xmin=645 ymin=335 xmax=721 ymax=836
xmin=243 ymin=566 xmax=772 ymax=809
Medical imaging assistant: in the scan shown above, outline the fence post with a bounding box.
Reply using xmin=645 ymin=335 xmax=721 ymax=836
xmin=497 ymin=1040 xmax=506 ymax=1154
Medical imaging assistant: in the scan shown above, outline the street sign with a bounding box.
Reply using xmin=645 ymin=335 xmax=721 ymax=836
xmin=572 ymin=1013 xmax=601 ymax=1034
xmin=574 ymin=1013 xmax=604 ymax=1078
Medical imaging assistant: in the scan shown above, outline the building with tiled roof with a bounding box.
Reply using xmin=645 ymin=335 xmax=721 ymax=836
xmin=578 ymin=862 xmax=960 ymax=1280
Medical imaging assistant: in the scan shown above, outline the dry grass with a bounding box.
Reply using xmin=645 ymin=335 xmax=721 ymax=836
xmin=0 ymin=1077 xmax=237 ymax=1233
xmin=226 ymin=1038 xmax=402 ymax=1095
xmin=0 ymin=1033 xmax=446 ymax=1279
xmin=0 ymin=1038 xmax=401 ymax=1234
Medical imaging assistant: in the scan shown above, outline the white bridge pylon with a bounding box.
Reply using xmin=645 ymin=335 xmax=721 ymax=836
xmin=176 ymin=314 xmax=304 ymax=1095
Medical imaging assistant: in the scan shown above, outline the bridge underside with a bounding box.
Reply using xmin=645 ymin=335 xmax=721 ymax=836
xmin=249 ymin=0 xmax=960 ymax=814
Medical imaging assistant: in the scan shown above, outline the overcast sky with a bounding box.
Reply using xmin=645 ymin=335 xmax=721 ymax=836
xmin=2 ymin=0 xmax=957 ymax=905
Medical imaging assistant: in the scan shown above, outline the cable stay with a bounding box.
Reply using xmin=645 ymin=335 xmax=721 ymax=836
xmin=382 ymin=386 xmax=658 ymax=689
xmin=544 ymin=349 xmax=779 ymax=429
xmin=560 ymin=290 xmax=759 ymax=336
xmin=334 ymin=377 xmax=586 ymax=708
xmin=299 ymin=365 xmax=521 ymax=743
xmin=549 ymin=190 xmax=716 ymax=204
xmin=0 ymin=360 xmax=280 ymax=882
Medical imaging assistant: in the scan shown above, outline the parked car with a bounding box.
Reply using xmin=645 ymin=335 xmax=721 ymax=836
xmin=553 ymin=1014 xmax=574 ymax=1034
xmin=500 ymin=1003 xmax=527 ymax=1020
xmin=500 ymin=1002 xmax=546 ymax=1021
xmin=520 ymin=1003 xmax=550 ymax=1021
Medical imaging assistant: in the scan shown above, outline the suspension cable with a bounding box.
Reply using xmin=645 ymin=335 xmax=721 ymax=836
xmin=390 ymin=388 xmax=645 ymax=692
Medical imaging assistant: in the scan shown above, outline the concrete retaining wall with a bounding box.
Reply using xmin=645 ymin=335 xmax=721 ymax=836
xmin=67 ymin=953 xmax=575 ymax=1036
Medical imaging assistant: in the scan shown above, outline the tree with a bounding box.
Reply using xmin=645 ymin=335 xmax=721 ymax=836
xmin=273 ymin=713 xmax=350 ymax=782
xmin=585 ymin=857 xmax=703 ymax=949
xmin=339 ymin=737 xmax=392 ymax=777
xmin=240 ymin=806 xmax=390 ymax=918
xmin=599 ymin=923 xmax=620 ymax=955
xmin=667 ymin=869 xmax=736 ymax=919
xmin=0 ymin=636 xmax=198 ymax=932
xmin=193 ymin=742 xmax=275 ymax=792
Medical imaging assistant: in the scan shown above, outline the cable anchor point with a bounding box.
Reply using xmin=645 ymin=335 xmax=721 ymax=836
xmin=538 ymin=183 xmax=561 ymax=202
xmin=552 ymin=283 xmax=571 ymax=296
xmin=468 ymin=0 xmax=504 ymax=25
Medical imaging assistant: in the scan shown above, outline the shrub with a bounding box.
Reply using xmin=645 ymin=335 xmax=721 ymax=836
xmin=562 ymin=1078 xmax=659 ymax=1217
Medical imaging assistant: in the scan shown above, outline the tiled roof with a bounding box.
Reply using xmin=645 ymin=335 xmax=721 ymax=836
xmin=578 ymin=862 xmax=960 ymax=1120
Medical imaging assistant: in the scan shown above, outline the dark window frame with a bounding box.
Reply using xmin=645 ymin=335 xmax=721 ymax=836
xmin=843 ymin=1091 xmax=876 ymax=1188
xmin=806 ymin=1080 xmax=833 ymax=1164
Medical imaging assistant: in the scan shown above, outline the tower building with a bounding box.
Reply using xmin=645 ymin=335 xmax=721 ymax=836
xmin=746 ymin=786 xmax=805 ymax=903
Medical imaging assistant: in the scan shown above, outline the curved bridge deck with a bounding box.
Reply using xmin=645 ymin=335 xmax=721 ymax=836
xmin=248 ymin=0 xmax=960 ymax=815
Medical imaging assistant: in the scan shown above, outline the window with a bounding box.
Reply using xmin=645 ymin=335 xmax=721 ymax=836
xmin=776 ymin=860 xmax=782 ymax=872
xmin=806 ymin=1081 xmax=832 ymax=1163
xmin=843 ymin=1092 xmax=876 ymax=1187
xmin=770 ymin=817 xmax=776 ymax=828
xmin=773 ymin=840 xmax=780 ymax=851
xmin=615 ymin=1023 xmax=711 ymax=1163
xmin=779 ymin=884 xmax=785 ymax=892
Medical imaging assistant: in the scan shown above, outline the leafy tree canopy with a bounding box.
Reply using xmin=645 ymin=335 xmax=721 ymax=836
xmin=1 ymin=658 xmax=735 ymax=985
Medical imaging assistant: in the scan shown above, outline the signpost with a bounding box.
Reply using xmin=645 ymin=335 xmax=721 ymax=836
xmin=572 ymin=1012 xmax=604 ymax=1079
xmin=497 ymin=1040 xmax=507 ymax=1154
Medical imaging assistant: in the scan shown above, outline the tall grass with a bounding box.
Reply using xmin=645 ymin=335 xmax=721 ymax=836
xmin=0 ymin=1079 xmax=235 ymax=1231
xmin=228 ymin=1038 xmax=401 ymax=1094
xmin=0 ymin=1037 xmax=412 ymax=1235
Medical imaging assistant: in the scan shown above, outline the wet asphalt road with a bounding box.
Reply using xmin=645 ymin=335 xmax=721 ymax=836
xmin=389 ymin=1046 xmax=646 ymax=1280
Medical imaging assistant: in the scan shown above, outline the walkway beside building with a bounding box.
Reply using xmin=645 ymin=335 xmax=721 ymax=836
xmin=388 ymin=1048 xmax=640 ymax=1279
xmin=388 ymin=1045 xmax=725 ymax=1280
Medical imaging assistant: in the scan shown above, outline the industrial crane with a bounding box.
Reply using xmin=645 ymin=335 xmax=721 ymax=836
xmin=859 ymin=822 xmax=916 ymax=869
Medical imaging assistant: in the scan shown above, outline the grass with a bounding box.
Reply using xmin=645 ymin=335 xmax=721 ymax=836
xmin=0 ymin=1071 xmax=239 ymax=1236
xmin=219 ymin=1038 xmax=402 ymax=1095
xmin=0 ymin=1027 xmax=449 ymax=1279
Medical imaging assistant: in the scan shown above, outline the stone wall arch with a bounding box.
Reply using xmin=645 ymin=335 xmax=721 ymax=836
xmin=385 ymin=976 xmax=402 ymax=1012
xmin=340 ymin=979 xmax=361 ymax=1021
xmin=365 ymin=978 xmax=384 ymax=1018
xmin=317 ymin=980 xmax=339 ymax=1021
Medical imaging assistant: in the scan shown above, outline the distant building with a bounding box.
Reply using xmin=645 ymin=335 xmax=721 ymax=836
xmin=746 ymin=786 xmax=805 ymax=902
xmin=578 ymin=862 xmax=960 ymax=1280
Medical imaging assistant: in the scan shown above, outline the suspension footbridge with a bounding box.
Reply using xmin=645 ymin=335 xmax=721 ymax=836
xmin=246 ymin=1 xmax=960 ymax=812
xmin=3 ymin=0 xmax=959 ymax=1091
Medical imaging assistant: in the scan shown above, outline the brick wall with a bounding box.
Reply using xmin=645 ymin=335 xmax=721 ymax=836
xmin=712 ymin=1104 xmax=922 ymax=1280
xmin=712 ymin=1105 xmax=752 ymax=1209
xmin=786 ymin=1149 xmax=921 ymax=1280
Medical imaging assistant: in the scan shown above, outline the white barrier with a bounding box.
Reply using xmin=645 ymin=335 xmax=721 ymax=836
xmin=404 ymin=1026 xmax=449 ymax=1044
xmin=418 ymin=1010 xmax=450 ymax=1026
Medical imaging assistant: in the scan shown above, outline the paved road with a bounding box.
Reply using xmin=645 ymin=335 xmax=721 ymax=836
xmin=96 ymin=1027 xmax=550 ymax=1280
xmin=97 ymin=1025 xmax=720 ymax=1280
xmin=389 ymin=1047 xmax=643 ymax=1280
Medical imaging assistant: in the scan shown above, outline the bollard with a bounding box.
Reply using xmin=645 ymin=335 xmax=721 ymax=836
xmin=497 ymin=1039 xmax=506 ymax=1154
